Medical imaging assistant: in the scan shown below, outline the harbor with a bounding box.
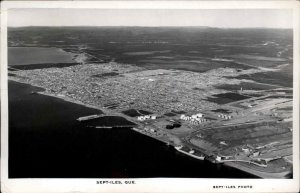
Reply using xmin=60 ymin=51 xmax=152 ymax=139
xmin=9 ymin=80 xmax=258 ymax=178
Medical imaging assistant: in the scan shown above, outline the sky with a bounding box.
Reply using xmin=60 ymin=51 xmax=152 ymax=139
xmin=8 ymin=9 xmax=293 ymax=28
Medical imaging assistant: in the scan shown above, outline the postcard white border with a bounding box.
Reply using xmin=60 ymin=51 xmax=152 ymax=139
xmin=1 ymin=1 xmax=299 ymax=193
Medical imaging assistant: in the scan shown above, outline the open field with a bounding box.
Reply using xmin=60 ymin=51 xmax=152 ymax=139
xmin=216 ymin=82 xmax=280 ymax=91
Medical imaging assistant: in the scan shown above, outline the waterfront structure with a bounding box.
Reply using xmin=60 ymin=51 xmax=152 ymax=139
xmin=77 ymin=114 xmax=102 ymax=121
xmin=137 ymin=115 xmax=157 ymax=121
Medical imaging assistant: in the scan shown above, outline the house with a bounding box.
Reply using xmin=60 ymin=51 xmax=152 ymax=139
xmin=150 ymin=115 xmax=157 ymax=119
xmin=196 ymin=113 xmax=203 ymax=118
xmin=137 ymin=116 xmax=144 ymax=121
xmin=252 ymin=151 xmax=260 ymax=157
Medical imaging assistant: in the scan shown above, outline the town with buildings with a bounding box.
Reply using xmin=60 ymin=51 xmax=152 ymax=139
xmin=8 ymin=59 xmax=293 ymax=178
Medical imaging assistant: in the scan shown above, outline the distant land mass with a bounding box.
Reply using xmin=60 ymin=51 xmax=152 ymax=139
xmin=8 ymin=26 xmax=293 ymax=87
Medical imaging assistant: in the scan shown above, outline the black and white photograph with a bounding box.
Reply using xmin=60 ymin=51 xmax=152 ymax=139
xmin=1 ymin=1 xmax=299 ymax=193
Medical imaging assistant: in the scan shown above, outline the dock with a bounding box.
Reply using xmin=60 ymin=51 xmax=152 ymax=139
xmin=76 ymin=114 xmax=103 ymax=121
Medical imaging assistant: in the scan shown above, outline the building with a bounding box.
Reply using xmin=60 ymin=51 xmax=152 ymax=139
xmin=137 ymin=115 xmax=157 ymax=121
xmin=180 ymin=114 xmax=207 ymax=124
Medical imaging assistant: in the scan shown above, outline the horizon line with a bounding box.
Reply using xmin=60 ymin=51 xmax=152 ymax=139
xmin=7 ymin=25 xmax=293 ymax=29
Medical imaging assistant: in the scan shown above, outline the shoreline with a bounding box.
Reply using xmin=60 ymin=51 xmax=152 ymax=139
xmin=131 ymin=127 xmax=290 ymax=179
xmin=8 ymin=79 xmax=291 ymax=179
xmin=8 ymin=79 xmax=103 ymax=111
xmin=224 ymin=162 xmax=292 ymax=179
xmin=40 ymin=91 xmax=104 ymax=112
